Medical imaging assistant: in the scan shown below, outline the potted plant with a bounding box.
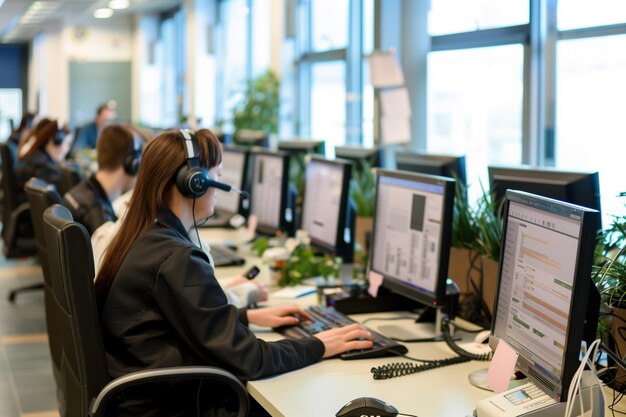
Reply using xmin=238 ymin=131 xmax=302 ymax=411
xmin=232 ymin=70 xmax=280 ymax=141
xmin=447 ymin=179 xmax=503 ymax=327
xmin=591 ymin=206 xmax=626 ymax=391
xmin=251 ymin=236 xmax=342 ymax=287
xmin=349 ymin=161 xmax=376 ymax=277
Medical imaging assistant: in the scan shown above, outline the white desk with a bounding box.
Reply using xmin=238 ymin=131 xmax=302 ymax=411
xmin=198 ymin=226 xmax=626 ymax=417
xmin=248 ymin=313 xmax=493 ymax=417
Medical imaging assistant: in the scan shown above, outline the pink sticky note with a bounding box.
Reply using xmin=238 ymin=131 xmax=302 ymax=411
xmin=487 ymin=340 xmax=519 ymax=394
xmin=368 ymin=270 xmax=383 ymax=297
xmin=247 ymin=214 xmax=258 ymax=241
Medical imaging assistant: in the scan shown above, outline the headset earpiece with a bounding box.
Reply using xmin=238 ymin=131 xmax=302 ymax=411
xmin=53 ymin=124 xmax=66 ymax=146
xmin=176 ymin=129 xmax=211 ymax=198
xmin=123 ymin=135 xmax=142 ymax=176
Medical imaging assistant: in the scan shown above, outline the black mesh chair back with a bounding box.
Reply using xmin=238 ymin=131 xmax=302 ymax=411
xmin=43 ymin=204 xmax=249 ymax=417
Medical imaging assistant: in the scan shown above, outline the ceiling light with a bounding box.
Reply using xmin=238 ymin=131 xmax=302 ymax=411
xmin=108 ymin=0 xmax=130 ymax=10
xmin=94 ymin=8 xmax=113 ymax=18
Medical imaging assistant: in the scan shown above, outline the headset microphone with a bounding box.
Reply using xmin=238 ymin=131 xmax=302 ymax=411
xmin=206 ymin=179 xmax=250 ymax=199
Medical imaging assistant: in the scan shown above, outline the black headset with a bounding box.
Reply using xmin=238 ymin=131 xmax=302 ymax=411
xmin=175 ymin=129 xmax=212 ymax=198
xmin=53 ymin=122 xmax=66 ymax=145
xmin=123 ymin=133 xmax=142 ymax=176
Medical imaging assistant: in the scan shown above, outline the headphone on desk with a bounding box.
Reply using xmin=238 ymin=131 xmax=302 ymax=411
xmin=123 ymin=133 xmax=142 ymax=176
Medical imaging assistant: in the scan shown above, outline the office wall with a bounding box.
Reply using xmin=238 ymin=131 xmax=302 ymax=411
xmin=28 ymin=18 xmax=134 ymax=124
xmin=0 ymin=45 xmax=27 ymax=91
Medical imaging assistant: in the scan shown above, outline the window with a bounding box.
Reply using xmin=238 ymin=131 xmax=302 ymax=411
xmin=295 ymin=0 xmax=373 ymax=148
xmin=218 ymin=0 xmax=249 ymax=130
xmin=428 ymin=0 xmax=528 ymax=36
xmin=557 ymin=0 xmax=626 ymax=30
xmin=0 ymin=89 xmax=21 ymax=141
xmin=158 ymin=8 xmax=185 ymax=128
xmin=555 ymin=34 xmax=626 ymax=223
xmin=427 ymin=45 xmax=524 ymax=201
xmin=311 ymin=0 xmax=349 ymax=51
xmin=310 ymin=61 xmax=346 ymax=145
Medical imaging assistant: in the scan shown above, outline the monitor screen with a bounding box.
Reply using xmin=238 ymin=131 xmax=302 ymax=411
xmin=278 ymin=139 xmax=326 ymax=156
xmin=370 ymin=169 xmax=455 ymax=308
xmin=215 ymin=147 xmax=248 ymax=215
xmin=395 ymin=151 xmax=466 ymax=185
xmin=234 ymin=129 xmax=269 ymax=148
xmin=488 ymin=165 xmax=601 ymax=229
xmin=249 ymin=150 xmax=291 ymax=235
xmin=490 ymin=190 xmax=599 ymax=401
xmin=334 ymin=145 xmax=383 ymax=170
xmin=301 ymin=157 xmax=352 ymax=260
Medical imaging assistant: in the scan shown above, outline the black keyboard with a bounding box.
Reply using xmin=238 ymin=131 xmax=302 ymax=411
xmin=274 ymin=305 xmax=408 ymax=360
xmin=211 ymin=245 xmax=246 ymax=267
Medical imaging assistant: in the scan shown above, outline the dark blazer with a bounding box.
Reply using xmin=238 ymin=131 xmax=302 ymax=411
xmin=63 ymin=175 xmax=116 ymax=235
xmin=100 ymin=208 xmax=324 ymax=416
xmin=74 ymin=121 xmax=98 ymax=151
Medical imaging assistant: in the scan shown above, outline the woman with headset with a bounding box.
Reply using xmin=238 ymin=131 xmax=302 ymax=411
xmin=14 ymin=118 xmax=72 ymax=205
xmin=95 ymin=129 xmax=373 ymax=416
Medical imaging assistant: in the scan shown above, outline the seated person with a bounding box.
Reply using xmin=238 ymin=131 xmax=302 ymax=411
xmin=73 ymin=101 xmax=116 ymax=152
xmin=95 ymin=129 xmax=373 ymax=416
xmin=7 ymin=112 xmax=37 ymax=146
xmin=15 ymin=118 xmax=72 ymax=205
xmin=63 ymin=124 xmax=140 ymax=235
xmin=92 ymin=190 xmax=268 ymax=308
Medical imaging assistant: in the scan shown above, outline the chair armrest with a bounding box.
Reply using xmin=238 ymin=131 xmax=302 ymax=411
xmin=89 ymin=366 xmax=249 ymax=417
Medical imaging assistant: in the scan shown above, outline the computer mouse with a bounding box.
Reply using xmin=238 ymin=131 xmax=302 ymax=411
xmin=335 ymin=396 xmax=398 ymax=417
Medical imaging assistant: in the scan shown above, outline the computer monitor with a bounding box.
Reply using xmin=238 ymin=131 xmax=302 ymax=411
xmin=489 ymin=190 xmax=599 ymax=401
xmin=234 ymin=129 xmax=270 ymax=148
xmin=215 ymin=146 xmax=249 ymax=217
xmin=334 ymin=145 xmax=384 ymax=171
xmin=369 ymin=169 xmax=456 ymax=340
xmin=395 ymin=151 xmax=467 ymax=186
xmin=249 ymin=149 xmax=294 ymax=236
xmin=301 ymin=156 xmax=354 ymax=262
xmin=488 ymin=165 xmax=601 ymax=229
xmin=278 ymin=139 xmax=326 ymax=157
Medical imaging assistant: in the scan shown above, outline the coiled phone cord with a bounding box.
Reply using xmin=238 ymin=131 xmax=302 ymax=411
xmin=370 ymin=315 xmax=492 ymax=380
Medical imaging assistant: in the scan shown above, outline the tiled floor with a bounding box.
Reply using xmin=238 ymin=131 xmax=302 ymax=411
xmin=0 ymin=256 xmax=58 ymax=417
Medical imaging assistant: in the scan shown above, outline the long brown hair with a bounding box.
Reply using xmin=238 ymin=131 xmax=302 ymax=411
xmin=94 ymin=129 xmax=222 ymax=311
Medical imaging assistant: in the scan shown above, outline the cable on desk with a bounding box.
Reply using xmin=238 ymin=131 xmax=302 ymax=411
xmin=441 ymin=316 xmax=492 ymax=362
xmin=446 ymin=319 xmax=488 ymax=334
xmin=371 ymin=355 xmax=471 ymax=380
xmin=370 ymin=315 xmax=492 ymax=380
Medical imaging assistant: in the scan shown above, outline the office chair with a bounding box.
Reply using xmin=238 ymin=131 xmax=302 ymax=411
xmin=22 ymin=178 xmax=64 ymax=401
xmin=42 ymin=204 xmax=249 ymax=417
xmin=0 ymin=141 xmax=37 ymax=257
xmin=58 ymin=162 xmax=83 ymax=196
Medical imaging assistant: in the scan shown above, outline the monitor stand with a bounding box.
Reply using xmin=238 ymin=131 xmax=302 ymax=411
xmin=377 ymin=308 xmax=459 ymax=342
xmin=467 ymin=367 xmax=527 ymax=391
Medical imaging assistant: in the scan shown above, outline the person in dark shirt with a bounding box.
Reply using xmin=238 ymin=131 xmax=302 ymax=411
xmin=7 ymin=112 xmax=37 ymax=146
xmin=73 ymin=102 xmax=116 ymax=152
xmin=95 ymin=129 xmax=373 ymax=417
xmin=63 ymin=124 xmax=141 ymax=235
xmin=14 ymin=118 xmax=72 ymax=205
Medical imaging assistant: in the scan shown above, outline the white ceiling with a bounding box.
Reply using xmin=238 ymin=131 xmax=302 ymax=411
xmin=0 ymin=0 xmax=181 ymax=43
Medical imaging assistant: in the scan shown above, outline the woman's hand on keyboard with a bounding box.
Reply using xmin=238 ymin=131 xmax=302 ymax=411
xmin=315 ymin=324 xmax=374 ymax=358
xmin=247 ymin=305 xmax=312 ymax=328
